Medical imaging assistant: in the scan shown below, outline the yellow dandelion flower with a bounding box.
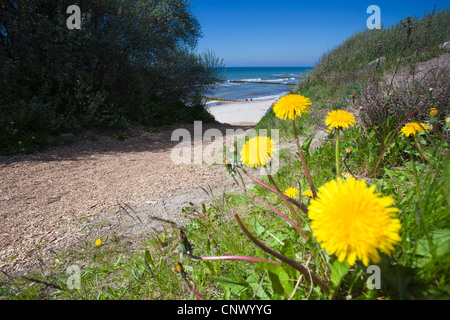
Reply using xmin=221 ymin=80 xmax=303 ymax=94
xmin=272 ymin=94 xmax=312 ymax=120
xmin=95 ymin=239 xmax=101 ymax=246
xmin=284 ymin=188 xmax=299 ymax=198
xmin=18 ymin=141 xmax=22 ymax=145
xmin=240 ymin=136 xmax=276 ymax=168
xmin=400 ymin=122 xmax=430 ymax=137
xmin=325 ymin=110 xmax=356 ymax=130
xmin=10 ymin=121 xmax=14 ymax=125
xmin=430 ymin=108 xmax=438 ymax=116
xmin=308 ymin=178 xmax=401 ymax=267
xmin=303 ymin=190 xmax=314 ymax=198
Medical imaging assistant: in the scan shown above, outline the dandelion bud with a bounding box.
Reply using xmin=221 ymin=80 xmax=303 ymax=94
xmin=346 ymin=148 xmax=351 ymax=154
xmin=175 ymin=262 xmax=187 ymax=278
xmin=430 ymin=108 xmax=438 ymax=117
xmin=178 ymin=228 xmax=192 ymax=254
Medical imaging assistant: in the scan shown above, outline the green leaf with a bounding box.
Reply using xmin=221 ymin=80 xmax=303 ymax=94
xmin=211 ymin=276 xmax=249 ymax=299
xmin=265 ymin=267 xmax=289 ymax=299
xmin=251 ymin=218 xmax=266 ymax=236
xmin=330 ymin=259 xmax=349 ymax=288
xmin=259 ymin=261 xmax=297 ymax=299
xmin=202 ymin=203 xmax=207 ymax=215
xmin=144 ymin=250 xmax=155 ymax=269
xmin=247 ymin=274 xmax=271 ymax=299
xmin=414 ymin=229 xmax=450 ymax=268
xmin=280 ymin=241 xmax=296 ymax=262
xmin=378 ymin=257 xmax=418 ymax=299
xmin=301 ymin=135 xmax=314 ymax=157
xmin=178 ymin=242 xmax=187 ymax=254
xmin=445 ymin=152 xmax=450 ymax=205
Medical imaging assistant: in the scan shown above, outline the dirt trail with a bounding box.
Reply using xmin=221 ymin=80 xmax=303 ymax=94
xmin=0 ymin=123 xmax=254 ymax=274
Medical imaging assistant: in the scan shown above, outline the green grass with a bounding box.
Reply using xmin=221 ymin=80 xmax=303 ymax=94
xmin=2 ymin=131 xmax=448 ymax=300
xmin=3 ymin=121 xmax=447 ymax=300
xmin=308 ymin=8 xmax=450 ymax=89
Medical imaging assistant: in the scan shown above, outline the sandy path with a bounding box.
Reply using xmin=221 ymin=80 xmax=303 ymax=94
xmin=0 ymin=122 xmax=255 ymax=274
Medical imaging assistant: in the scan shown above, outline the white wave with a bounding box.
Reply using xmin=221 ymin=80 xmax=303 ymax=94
xmin=219 ymin=81 xmax=241 ymax=87
xmin=242 ymin=78 xmax=290 ymax=83
xmin=252 ymin=92 xmax=288 ymax=101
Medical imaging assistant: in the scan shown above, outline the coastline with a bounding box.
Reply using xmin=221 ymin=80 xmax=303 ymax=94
xmin=206 ymin=98 xmax=277 ymax=125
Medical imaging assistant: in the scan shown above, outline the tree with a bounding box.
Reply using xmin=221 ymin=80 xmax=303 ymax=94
xmin=0 ymin=0 xmax=223 ymax=138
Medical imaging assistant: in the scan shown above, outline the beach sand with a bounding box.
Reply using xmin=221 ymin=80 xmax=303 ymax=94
xmin=206 ymin=98 xmax=277 ymax=125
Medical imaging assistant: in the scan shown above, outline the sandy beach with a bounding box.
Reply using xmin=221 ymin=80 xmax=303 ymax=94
xmin=206 ymin=98 xmax=277 ymax=125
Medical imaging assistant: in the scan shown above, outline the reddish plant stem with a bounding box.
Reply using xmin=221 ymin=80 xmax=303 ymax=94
xmin=267 ymin=173 xmax=304 ymax=229
xmin=293 ymin=118 xmax=317 ymax=198
xmin=242 ymin=169 xmax=309 ymax=214
xmin=191 ymin=255 xmax=282 ymax=266
xmin=233 ymin=212 xmax=329 ymax=294
xmin=182 ymin=278 xmax=204 ymax=300
xmin=343 ymin=153 xmax=357 ymax=179
xmin=185 ymin=212 xmax=206 ymax=220
xmin=233 ymin=180 xmax=302 ymax=232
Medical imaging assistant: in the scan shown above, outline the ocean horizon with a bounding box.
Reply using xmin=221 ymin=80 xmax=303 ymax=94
xmin=204 ymin=66 xmax=313 ymax=102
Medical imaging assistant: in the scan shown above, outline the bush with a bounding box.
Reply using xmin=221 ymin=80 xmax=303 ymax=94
xmin=0 ymin=0 xmax=223 ymax=155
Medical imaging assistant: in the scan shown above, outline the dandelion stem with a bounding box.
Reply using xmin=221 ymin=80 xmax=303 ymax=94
xmin=414 ymin=132 xmax=434 ymax=168
xmin=242 ymin=169 xmax=309 ymax=214
xmin=233 ymin=212 xmax=329 ymax=295
xmin=266 ymin=172 xmax=305 ymax=230
xmin=292 ymin=118 xmax=317 ymax=198
xmin=182 ymin=277 xmax=204 ymax=300
xmin=335 ymin=128 xmax=340 ymax=178
xmin=231 ymin=173 xmax=303 ymax=232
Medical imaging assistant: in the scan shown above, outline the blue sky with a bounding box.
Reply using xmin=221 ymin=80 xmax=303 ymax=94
xmin=189 ymin=0 xmax=449 ymax=67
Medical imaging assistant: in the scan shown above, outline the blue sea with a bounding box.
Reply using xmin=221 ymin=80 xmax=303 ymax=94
xmin=204 ymin=67 xmax=313 ymax=102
